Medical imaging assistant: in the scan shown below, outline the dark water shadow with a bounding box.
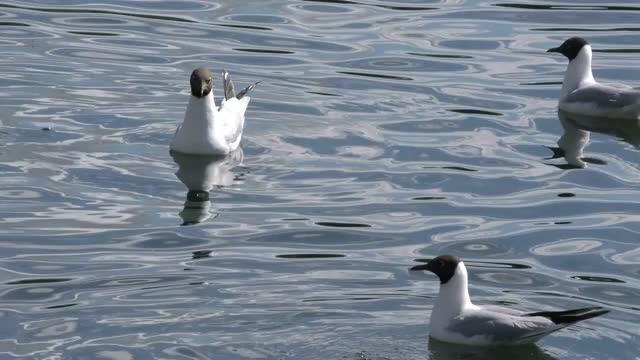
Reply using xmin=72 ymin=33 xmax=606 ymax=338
xmin=276 ymin=253 xmax=346 ymax=259
xmin=315 ymin=221 xmax=371 ymax=228
xmin=7 ymin=278 xmax=73 ymax=285
xmin=301 ymin=0 xmax=437 ymax=11
xmin=544 ymin=146 xmax=606 ymax=166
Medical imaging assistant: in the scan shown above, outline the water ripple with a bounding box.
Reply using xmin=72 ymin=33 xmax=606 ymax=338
xmin=0 ymin=0 xmax=639 ymax=359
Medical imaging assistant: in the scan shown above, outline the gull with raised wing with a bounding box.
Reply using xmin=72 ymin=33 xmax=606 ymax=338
xmin=548 ymin=37 xmax=640 ymax=119
xmin=410 ymin=255 xmax=609 ymax=345
xmin=170 ymin=67 xmax=259 ymax=155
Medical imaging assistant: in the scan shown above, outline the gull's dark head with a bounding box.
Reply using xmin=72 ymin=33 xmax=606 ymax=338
xmin=410 ymin=255 xmax=461 ymax=284
xmin=547 ymin=37 xmax=589 ymax=61
xmin=190 ymin=67 xmax=213 ymax=98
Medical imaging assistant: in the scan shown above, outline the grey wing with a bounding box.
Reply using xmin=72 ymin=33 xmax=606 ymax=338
xmin=565 ymin=84 xmax=640 ymax=109
xmin=223 ymin=70 xmax=260 ymax=100
xmin=480 ymin=304 xmax=525 ymax=317
xmin=223 ymin=70 xmax=235 ymax=100
xmin=236 ymin=81 xmax=260 ymax=100
xmin=447 ymin=311 xmax=558 ymax=343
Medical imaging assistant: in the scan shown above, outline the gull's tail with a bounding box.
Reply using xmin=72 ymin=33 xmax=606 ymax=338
xmin=524 ymin=306 xmax=609 ymax=324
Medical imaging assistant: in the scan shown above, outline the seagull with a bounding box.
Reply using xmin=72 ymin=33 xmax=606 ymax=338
xmin=410 ymin=255 xmax=609 ymax=346
xmin=170 ymin=67 xmax=259 ymax=155
xmin=547 ymin=37 xmax=640 ymax=120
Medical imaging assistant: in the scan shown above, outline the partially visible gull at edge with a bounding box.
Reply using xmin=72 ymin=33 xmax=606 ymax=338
xmin=410 ymin=255 xmax=609 ymax=346
xmin=548 ymin=37 xmax=640 ymax=120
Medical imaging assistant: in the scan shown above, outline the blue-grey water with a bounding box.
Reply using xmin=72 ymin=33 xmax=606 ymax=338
xmin=1 ymin=1 xmax=639 ymax=359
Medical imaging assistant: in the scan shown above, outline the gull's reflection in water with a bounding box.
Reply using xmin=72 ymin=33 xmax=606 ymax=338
xmin=428 ymin=337 xmax=558 ymax=360
xmin=549 ymin=110 xmax=640 ymax=168
xmin=171 ymin=149 xmax=244 ymax=225
xmin=555 ymin=110 xmax=591 ymax=168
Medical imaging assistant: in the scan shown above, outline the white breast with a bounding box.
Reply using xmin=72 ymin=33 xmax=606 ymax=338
xmin=170 ymin=92 xmax=249 ymax=155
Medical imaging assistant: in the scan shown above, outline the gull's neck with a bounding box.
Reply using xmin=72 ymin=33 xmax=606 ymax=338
xmin=184 ymin=92 xmax=217 ymax=127
xmin=433 ymin=262 xmax=473 ymax=317
xmin=561 ymin=45 xmax=595 ymax=97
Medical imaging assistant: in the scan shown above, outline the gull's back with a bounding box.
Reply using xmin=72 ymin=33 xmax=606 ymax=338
xmin=441 ymin=307 xmax=560 ymax=345
xmin=561 ymin=83 xmax=640 ymax=119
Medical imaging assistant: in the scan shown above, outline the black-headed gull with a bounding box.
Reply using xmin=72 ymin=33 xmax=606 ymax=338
xmin=548 ymin=37 xmax=640 ymax=120
xmin=170 ymin=67 xmax=258 ymax=155
xmin=411 ymin=255 xmax=609 ymax=345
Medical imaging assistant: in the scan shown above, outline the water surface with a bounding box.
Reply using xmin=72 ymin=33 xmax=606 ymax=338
xmin=0 ymin=0 xmax=639 ymax=359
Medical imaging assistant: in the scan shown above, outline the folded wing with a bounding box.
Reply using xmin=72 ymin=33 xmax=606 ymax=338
xmin=447 ymin=310 xmax=561 ymax=344
xmin=565 ymin=84 xmax=640 ymax=110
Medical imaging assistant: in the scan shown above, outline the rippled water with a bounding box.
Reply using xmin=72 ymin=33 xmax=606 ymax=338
xmin=1 ymin=0 xmax=639 ymax=359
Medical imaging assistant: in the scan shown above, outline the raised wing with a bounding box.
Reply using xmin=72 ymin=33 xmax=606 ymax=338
xmin=222 ymin=70 xmax=260 ymax=100
xmin=222 ymin=69 xmax=235 ymax=100
xmin=236 ymin=81 xmax=260 ymax=100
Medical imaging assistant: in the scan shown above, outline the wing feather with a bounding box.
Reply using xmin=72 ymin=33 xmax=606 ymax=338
xmin=565 ymin=84 xmax=640 ymax=109
xmin=217 ymin=97 xmax=249 ymax=147
xmin=222 ymin=70 xmax=235 ymax=100
xmin=447 ymin=309 xmax=560 ymax=344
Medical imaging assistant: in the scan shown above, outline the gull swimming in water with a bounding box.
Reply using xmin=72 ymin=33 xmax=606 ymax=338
xmin=410 ymin=255 xmax=609 ymax=345
xmin=548 ymin=37 xmax=640 ymax=119
xmin=170 ymin=67 xmax=259 ymax=155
